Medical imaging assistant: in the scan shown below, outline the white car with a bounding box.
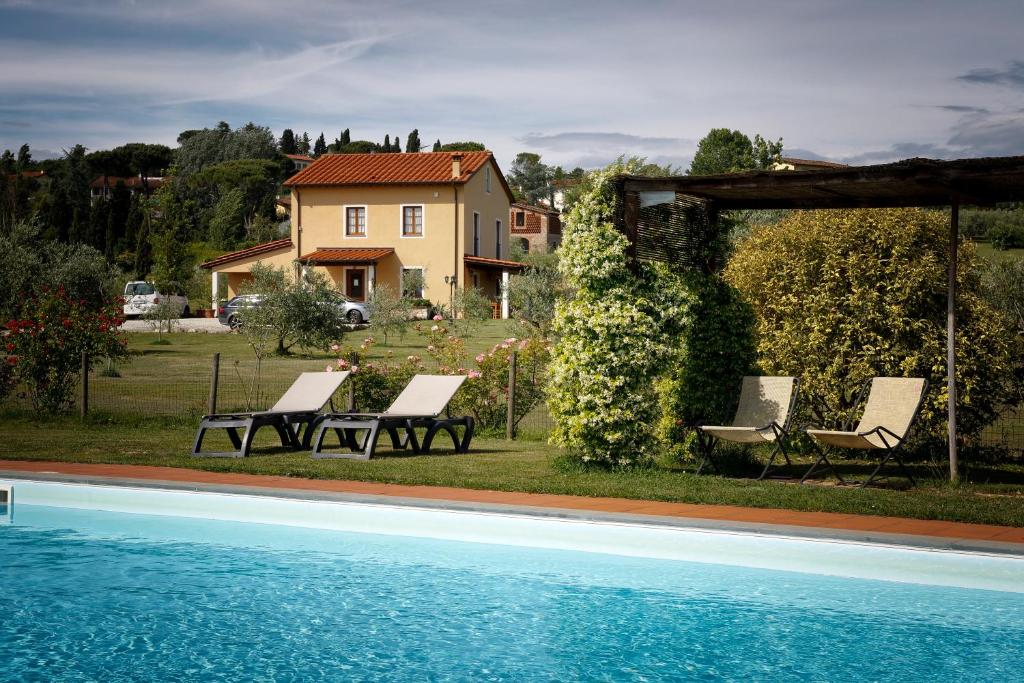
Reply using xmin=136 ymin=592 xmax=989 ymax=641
xmin=123 ymin=281 xmax=190 ymax=318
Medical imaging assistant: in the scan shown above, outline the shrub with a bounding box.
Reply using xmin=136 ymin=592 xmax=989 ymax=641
xmin=983 ymin=259 xmax=1024 ymax=331
xmin=5 ymin=287 xmax=128 ymax=413
xmin=418 ymin=322 xmax=551 ymax=432
xmin=507 ymin=250 xmax=563 ymax=337
xmin=450 ymin=286 xmax=493 ymax=334
xmin=989 ymin=221 xmax=1024 ymax=250
xmin=656 ymin=273 xmax=758 ymax=460
xmin=725 ymin=207 xmax=1024 ymax=443
xmin=546 ymin=160 xmax=688 ymax=466
xmin=328 ymin=338 xmax=423 ymax=412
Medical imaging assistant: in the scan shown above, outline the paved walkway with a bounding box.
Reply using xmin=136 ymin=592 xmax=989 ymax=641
xmin=2 ymin=459 xmax=1022 ymax=546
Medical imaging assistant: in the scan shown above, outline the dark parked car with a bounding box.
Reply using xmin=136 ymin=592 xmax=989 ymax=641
xmin=217 ymin=294 xmax=264 ymax=329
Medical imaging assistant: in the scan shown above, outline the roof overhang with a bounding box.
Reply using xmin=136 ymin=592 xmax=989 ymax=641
xmin=300 ymin=247 xmax=395 ymax=265
xmin=618 ymin=155 xmax=1024 ymax=210
xmin=463 ymin=255 xmax=527 ymax=271
xmin=200 ymin=238 xmax=293 ymax=270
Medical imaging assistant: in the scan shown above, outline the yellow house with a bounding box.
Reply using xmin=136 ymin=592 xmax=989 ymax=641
xmin=200 ymin=151 xmax=522 ymax=316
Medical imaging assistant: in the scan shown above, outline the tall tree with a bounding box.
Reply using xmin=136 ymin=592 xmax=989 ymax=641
xmin=298 ymin=132 xmax=311 ymax=155
xmin=405 ymin=129 xmax=421 ymax=153
xmin=432 ymin=139 xmax=442 ymax=152
xmin=313 ymin=133 xmax=328 ymax=157
xmin=16 ymin=144 xmax=32 ymax=170
xmin=507 ymin=152 xmax=551 ymax=204
xmin=1 ymin=150 xmax=14 ymax=174
xmin=440 ymin=141 xmax=486 ymax=152
xmin=279 ymin=128 xmax=297 ymax=155
xmin=341 ymin=128 xmax=351 ymax=146
xmin=383 ymin=134 xmax=391 ymax=151
xmin=392 ymin=135 xmax=401 ymax=152
xmin=119 ymin=143 xmax=173 ymax=194
xmin=689 ymin=128 xmax=783 ymax=175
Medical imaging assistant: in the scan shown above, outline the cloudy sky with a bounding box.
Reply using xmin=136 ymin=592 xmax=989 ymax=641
xmin=1 ymin=0 xmax=1023 ymax=170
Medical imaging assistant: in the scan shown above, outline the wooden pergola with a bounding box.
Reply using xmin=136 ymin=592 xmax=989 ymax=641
xmin=614 ymin=155 xmax=1024 ymax=481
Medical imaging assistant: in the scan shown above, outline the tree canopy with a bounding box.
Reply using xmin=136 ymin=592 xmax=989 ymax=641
xmin=689 ymin=128 xmax=782 ymax=175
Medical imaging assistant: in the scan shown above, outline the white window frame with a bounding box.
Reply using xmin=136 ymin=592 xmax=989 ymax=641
xmin=401 ymin=266 xmax=425 ymax=299
xmin=485 ymin=165 xmax=492 ymax=193
xmin=473 ymin=211 xmax=481 ymax=256
xmin=343 ymin=204 xmax=367 ymax=238
xmin=495 ymin=218 xmax=502 ymax=259
xmin=399 ymin=203 xmax=425 ymax=238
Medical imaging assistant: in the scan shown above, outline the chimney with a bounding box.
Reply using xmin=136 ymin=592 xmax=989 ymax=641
xmin=451 ymin=153 xmax=463 ymax=179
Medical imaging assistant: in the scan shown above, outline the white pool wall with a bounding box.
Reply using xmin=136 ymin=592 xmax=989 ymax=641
xmin=5 ymin=478 xmax=1023 ymax=593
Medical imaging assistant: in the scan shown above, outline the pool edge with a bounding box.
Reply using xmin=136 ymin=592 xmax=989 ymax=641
xmin=3 ymin=469 xmax=1023 ymax=558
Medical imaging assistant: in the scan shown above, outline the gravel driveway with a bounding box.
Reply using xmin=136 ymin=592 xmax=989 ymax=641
xmin=119 ymin=318 xmax=230 ymax=334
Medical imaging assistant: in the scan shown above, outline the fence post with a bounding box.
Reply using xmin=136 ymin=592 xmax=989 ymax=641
xmin=208 ymin=353 xmax=220 ymax=415
xmin=347 ymin=381 xmax=355 ymax=411
xmin=80 ymin=351 xmax=89 ymax=419
xmin=506 ymin=349 xmax=517 ymax=440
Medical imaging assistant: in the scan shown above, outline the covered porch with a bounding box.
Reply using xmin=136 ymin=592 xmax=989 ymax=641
xmin=299 ymin=247 xmax=396 ymax=302
xmin=463 ymin=255 xmax=526 ymax=319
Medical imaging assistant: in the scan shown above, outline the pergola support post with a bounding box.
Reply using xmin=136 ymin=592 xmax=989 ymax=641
xmin=947 ymin=199 xmax=959 ymax=482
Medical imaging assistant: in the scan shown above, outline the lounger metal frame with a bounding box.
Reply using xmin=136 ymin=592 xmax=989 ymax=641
xmin=697 ymin=377 xmax=801 ymax=480
xmin=801 ymin=378 xmax=929 ymax=488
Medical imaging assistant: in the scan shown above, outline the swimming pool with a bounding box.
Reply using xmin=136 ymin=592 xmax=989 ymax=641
xmin=2 ymin=479 xmax=1023 ymax=681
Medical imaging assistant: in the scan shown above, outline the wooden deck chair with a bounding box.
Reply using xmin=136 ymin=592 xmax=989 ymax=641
xmin=192 ymin=371 xmax=350 ymax=458
xmin=310 ymin=375 xmax=474 ymax=460
xmin=802 ymin=377 xmax=928 ymax=487
xmin=697 ymin=376 xmax=800 ymax=479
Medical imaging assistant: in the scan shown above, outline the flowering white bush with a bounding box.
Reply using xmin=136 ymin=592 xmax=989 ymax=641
xmin=547 ymin=160 xmax=689 ymax=466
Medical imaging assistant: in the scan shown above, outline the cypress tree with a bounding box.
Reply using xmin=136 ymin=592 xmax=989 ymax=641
xmin=298 ymin=132 xmax=311 ymax=155
xmin=383 ymin=134 xmax=391 ymax=151
xmin=432 ymin=139 xmax=442 ymax=152
xmin=313 ymin=133 xmax=328 ymax=156
xmin=341 ymin=128 xmax=351 ymax=146
xmin=405 ymin=129 xmax=421 ymax=153
xmin=279 ymin=128 xmax=297 ymax=155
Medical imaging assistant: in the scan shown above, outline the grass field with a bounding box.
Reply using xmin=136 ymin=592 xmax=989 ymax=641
xmin=2 ymin=320 xmax=1024 ymax=527
xmin=972 ymin=240 xmax=1024 ymax=263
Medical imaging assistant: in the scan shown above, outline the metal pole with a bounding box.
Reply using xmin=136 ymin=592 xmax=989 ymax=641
xmin=208 ymin=352 xmax=220 ymax=415
xmin=506 ymin=349 xmax=517 ymax=440
xmin=947 ymin=200 xmax=959 ymax=482
xmin=80 ymin=351 xmax=88 ymax=419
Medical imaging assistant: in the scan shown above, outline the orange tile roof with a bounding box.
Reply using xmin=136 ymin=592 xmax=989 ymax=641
xmin=284 ymin=151 xmax=513 ymax=199
xmin=463 ymin=254 xmax=527 ymax=270
xmin=285 ymin=154 xmax=314 ymax=162
xmin=199 ymin=238 xmax=293 ymax=269
xmin=300 ymin=247 xmax=395 ymax=264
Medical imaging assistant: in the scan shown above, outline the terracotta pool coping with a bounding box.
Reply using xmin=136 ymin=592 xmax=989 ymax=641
xmin=2 ymin=459 xmax=1022 ymax=550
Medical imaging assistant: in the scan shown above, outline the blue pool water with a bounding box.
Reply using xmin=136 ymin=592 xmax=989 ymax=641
xmin=2 ymin=502 xmax=1024 ymax=682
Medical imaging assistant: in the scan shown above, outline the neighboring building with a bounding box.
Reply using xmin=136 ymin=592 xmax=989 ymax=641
xmin=201 ymin=151 xmax=522 ymax=317
xmin=549 ymin=177 xmax=581 ymax=212
xmin=510 ymin=202 xmax=561 ymax=253
xmin=771 ymin=157 xmax=848 ymax=171
xmin=285 ymin=154 xmax=315 ymax=172
xmin=89 ymin=175 xmax=165 ymax=201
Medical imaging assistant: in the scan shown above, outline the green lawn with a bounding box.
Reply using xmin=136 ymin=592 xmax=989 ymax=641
xmin=2 ymin=322 xmax=1024 ymax=528
xmin=972 ymin=240 xmax=1024 ymax=263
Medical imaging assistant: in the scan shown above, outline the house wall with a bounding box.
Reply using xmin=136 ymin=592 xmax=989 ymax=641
xmin=460 ymin=159 xmax=512 ymax=281
xmin=294 ymin=184 xmax=457 ymax=304
xmin=212 ymin=247 xmax=296 ymax=298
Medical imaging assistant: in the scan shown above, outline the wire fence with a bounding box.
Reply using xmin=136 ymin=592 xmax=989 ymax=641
xmin=3 ymin=354 xmax=1021 ymax=453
